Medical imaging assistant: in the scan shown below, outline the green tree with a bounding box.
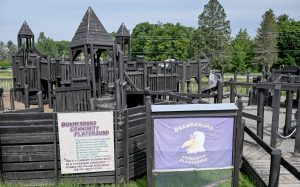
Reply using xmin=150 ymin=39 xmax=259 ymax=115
xmin=276 ymin=14 xmax=300 ymax=67
xmin=193 ymin=0 xmax=231 ymax=70
xmin=6 ymin=40 xmax=17 ymax=60
xmin=254 ymin=9 xmax=278 ymax=72
xmin=231 ymin=29 xmax=254 ymax=72
xmin=131 ymin=22 xmax=156 ymax=60
xmin=0 ymin=41 xmax=7 ymax=60
xmin=36 ymin=32 xmax=70 ymax=59
xmin=131 ymin=22 xmax=193 ymax=61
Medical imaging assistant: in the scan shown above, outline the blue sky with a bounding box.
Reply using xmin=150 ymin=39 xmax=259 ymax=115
xmin=0 ymin=0 xmax=299 ymax=43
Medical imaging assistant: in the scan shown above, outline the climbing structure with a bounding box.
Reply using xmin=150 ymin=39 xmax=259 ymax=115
xmin=11 ymin=7 xmax=212 ymax=112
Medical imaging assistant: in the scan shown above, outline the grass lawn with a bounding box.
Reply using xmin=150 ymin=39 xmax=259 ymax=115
xmin=0 ymin=70 xmax=13 ymax=78
xmin=0 ymin=172 xmax=255 ymax=187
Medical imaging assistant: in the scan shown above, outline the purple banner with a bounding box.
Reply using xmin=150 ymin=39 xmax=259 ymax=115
xmin=154 ymin=117 xmax=234 ymax=171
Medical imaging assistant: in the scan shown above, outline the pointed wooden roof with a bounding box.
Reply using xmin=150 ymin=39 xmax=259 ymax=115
xmin=116 ymin=23 xmax=130 ymax=37
xmin=70 ymin=7 xmax=114 ymax=48
xmin=18 ymin=21 xmax=34 ymax=36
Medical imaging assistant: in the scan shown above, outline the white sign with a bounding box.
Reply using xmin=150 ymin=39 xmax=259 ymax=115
xmin=57 ymin=112 xmax=115 ymax=174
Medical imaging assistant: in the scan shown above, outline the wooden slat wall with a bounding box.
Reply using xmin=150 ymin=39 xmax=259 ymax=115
xmin=54 ymin=86 xmax=92 ymax=112
xmin=0 ymin=107 xmax=147 ymax=185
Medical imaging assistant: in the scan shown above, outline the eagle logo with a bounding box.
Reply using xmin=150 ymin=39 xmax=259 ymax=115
xmin=182 ymin=131 xmax=206 ymax=154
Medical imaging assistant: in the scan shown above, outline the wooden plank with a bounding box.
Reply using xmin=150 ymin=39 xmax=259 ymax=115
xmin=3 ymin=178 xmax=56 ymax=186
xmin=2 ymin=153 xmax=55 ymax=163
xmin=128 ymin=117 xmax=146 ymax=128
xmin=2 ymin=144 xmax=54 ymax=153
xmin=0 ymin=119 xmax=52 ymax=126
xmin=3 ymin=161 xmax=55 ymax=171
xmin=0 ymin=126 xmax=53 ymax=134
xmin=242 ymin=112 xmax=261 ymax=122
xmin=0 ymin=113 xmax=52 ymax=121
xmin=3 ymin=170 xmax=55 ymax=180
xmin=0 ymin=133 xmax=54 ymax=145
xmin=128 ymin=105 xmax=146 ymax=116
xmin=55 ymin=86 xmax=91 ymax=92
xmin=128 ymin=112 xmax=146 ymax=121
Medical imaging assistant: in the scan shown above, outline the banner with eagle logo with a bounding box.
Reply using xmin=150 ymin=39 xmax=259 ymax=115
xmin=154 ymin=117 xmax=234 ymax=171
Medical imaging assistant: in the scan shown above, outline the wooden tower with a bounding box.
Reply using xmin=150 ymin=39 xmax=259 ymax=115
xmin=115 ymin=23 xmax=131 ymax=61
xmin=70 ymin=7 xmax=116 ymax=98
xmin=13 ymin=21 xmax=42 ymax=103
xmin=17 ymin=21 xmax=35 ymax=49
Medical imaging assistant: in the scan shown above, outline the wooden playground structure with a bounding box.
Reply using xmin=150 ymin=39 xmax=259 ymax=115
xmin=0 ymin=6 xmax=300 ymax=187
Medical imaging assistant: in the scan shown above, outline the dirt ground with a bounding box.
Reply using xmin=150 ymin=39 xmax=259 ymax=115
xmin=2 ymin=92 xmax=53 ymax=112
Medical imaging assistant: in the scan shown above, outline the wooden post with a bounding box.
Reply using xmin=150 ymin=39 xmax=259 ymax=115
xmin=180 ymin=62 xmax=186 ymax=93
xmin=156 ymin=61 xmax=159 ymax=92
xmin=0 ymin=88 xmax=3 ymax=111
xmin=234 ymin=71 xmax=237 ymax=81
xmin=294 ymin=88 xmax=300 ymax=153
xmin=271 ymin=84 xmax=281 ymax=148
xmin=24 ymin=84 xmax=29 ymax=108
xmin=84 ymin=45 xmax=91 ymax=86
xmin=146 ymin=91 xmax=153 ymax=187
xmin=248 ymin=89 xmax=253 ymax=106
xmin=230 ymin=78 xmax=235 ymax=103
xmin=36 ymin=57 xmax=41 ymax=92
xmin=123 ymin=109 xmax=129 ymax=182
xmin=233 ymin=100 xmax=244 ymax=187
xmin=217 ymin=80 xmax=223 ymax=103
xmin=9 ymin=88 xmax=15 ymax=110
xmin=91 ymin=44 xmax=97 ymax=98
xmin=284 ymin=77 xmax=294 ymax=136
xmin=257 ymin=88 xmax=265 ymax=139
xmin=143 ymin=57 xmax=147 ymax=90
xmin=164 ymin=61 xmax=167 ymax=92
xmin=187 ymin=81 xmax=191 ymax=93
xmin=198 ymin=59 xmax=202 ymax=94
xmin=115 ymin=79 xmax=121 ymax=111
xmin=221 ymin=67 xmax=224 ymax=81
xmin=37 ymin=91 xmax=44 ymax=111
xmin=47 ymin=58 xmax=52 ymax=108
xmin=246 ymin=73 xmax=250 ymax=95
xmin=118 ymin=50 xmax=126 ymax=109
xmin=268 ymin=149 xmax=282 ymax=187
xmin=113 ymin=111 xmax=119 ymax=184
xmin=89 ymin=98 xmax=95 ymax=111
xmin=52 ymin=113 xmax=59 ymax=185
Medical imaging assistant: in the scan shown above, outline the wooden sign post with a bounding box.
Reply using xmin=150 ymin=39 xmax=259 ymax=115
xmin=147 ymin=103 xmax=242 ymax=187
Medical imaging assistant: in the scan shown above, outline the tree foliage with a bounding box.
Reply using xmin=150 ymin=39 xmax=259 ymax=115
xmin=192 ymin=0 xmax=231 ymax=69
xmin=231 ymin=29 xmax=254 ymax=72
xmin=36 ymin=32 xmax=69 ymax=59
xmin=254 ymin=9 xmax=278 ymax=72
xmin=276 ymin=14 xmax=300 ymax=67
xmin=0 ymin=40 xmax=17 ymax=68
xmin=131 ymin=22 xmax=193 ymax=61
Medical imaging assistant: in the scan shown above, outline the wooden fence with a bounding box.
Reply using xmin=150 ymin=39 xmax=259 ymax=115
xmin=53 ymin=86 xmax=92 ymax=112
xmin=0 ymin=105 xmax=147 ymax=185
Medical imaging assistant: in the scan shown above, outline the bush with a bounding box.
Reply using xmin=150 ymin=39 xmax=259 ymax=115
xmin=0 ymin=60 xmax=11 ymax=68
